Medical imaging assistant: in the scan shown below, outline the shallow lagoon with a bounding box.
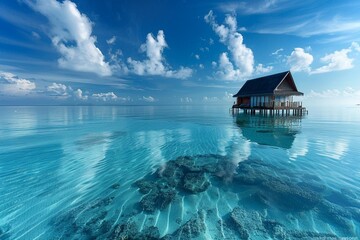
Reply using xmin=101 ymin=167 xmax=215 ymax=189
xmin=0 ymin=105 xmax=360 ymax=239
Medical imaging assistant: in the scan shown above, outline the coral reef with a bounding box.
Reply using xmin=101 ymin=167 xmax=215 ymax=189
xmin=45 ymin=154 xmax=360 ymax=239
xmin=162 ymin=210 xmax=206 ymax=239
xmin=133 ymin=155 xmax=221 ymax=213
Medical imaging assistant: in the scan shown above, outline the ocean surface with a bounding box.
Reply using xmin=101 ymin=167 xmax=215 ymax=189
xmin=1 ymin=105 xmax=360 ymax=239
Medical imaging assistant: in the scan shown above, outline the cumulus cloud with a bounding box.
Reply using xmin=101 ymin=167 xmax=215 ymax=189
xmin=47 ymin=82 xmax=68 ymax=96
xmin=74 ymin=88 xmax=88 ymax=100
xmin=205 ymin=11 xmax=271 ymax=80
xmin=0 ymin=71 xmax=36 ymax=95
xmin=255 ymin=64 xmax=273 ymax=74
xmin=46 ymin=82 xmax=89 ymax=100
xmin=311 ymin=43 xmax=359 ymax=74
xmin=216 ymin=52 xmax=243 ymax=80
xmin=106 ymin=36 xmax=116 ymax=45
xmin=195 ymin=54 xmax=200 ymax=60
xmin=287 ymin=48 xmax=313 ymax=72
xmin=203 ymin=96 xmax=219 ymax=102
xmin=305 ymin=87 xmax=360 ymax=107
xmin=92 ymin=92 xmax=118 ymax=102
xmin=28 ymin=0 xmax=111 ymax=76
xmin=351 ymin=42 xmax=360 ymax=52
xmin=307 ymin=88 xmax=360 ymax=98
xmin=205 ymin=11 xmax=254 ymax=80
xmin=223 ymin=91 xmax=234 ymax=101
xmin=142 ymin=96 xmax=156 ymax=102
xmin=180 ymin=97 xmax=193 ymax=103
xmin=127 ymin=30 xmax=192 ymax=79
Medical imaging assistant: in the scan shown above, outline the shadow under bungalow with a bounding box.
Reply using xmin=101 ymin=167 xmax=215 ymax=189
xmin=232 ymin=71 xmax=307 ymax=115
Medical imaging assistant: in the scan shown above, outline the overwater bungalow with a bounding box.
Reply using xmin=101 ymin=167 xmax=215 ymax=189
xmin=232 ymin=71 xmax=307 ymax=115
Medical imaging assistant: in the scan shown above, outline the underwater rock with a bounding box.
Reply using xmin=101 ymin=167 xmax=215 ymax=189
xmin=297 ymin=181 xmax=326 ymax=193
xmin=91 ymin=196 xmax=115 ymax=209
xmin=326 ymin=189 xmax=360 ymax=208
xmin=158 ymin=160 xmax=185 ymax=187
xmin=82 ymin=211 xmax=108 ymax=237
xmin=289 ymin=230 xmax=339 ymax=239
xmin=134 ymin=155 xmax=222 ymax=212
xmin=49 ymin=195 xmax=117 ymax=239
xmin=262 ymin=220 xmax=288 ymax=240
xmin=182 ymin=172 xmax=210 ymax=193
xmin=134 ymin=179 xmax=157 ymax=194
xmin=348 ymin=207 xmax=360 ymax=222
xmin=175 ymin=156 xmax=203 ymax=172
xmin=214 ymin=160 xmax=238 ymax=183
xmin=110 ymin=221 xmax=139 ymax=240
xmin=111 ymin=223 xmax=160 ymax=240
xmin=228 ymin=207 xmax=265 ymax=239
xmin=163 ymin=210 xmax=206 ymax=239
xmin=139 ymin=186 xmax=177 ymax=213
xmin=317 ymin=200 xmax=354 ymax=235
xmin=0 ymin=224 xmax=11 ymax=240
xmin=302 ymin=173 xmax=322 ymax=182
xmin=262 ymin=179 xmax=321 ymax=211
xmin=224 ymin=206 xmax=342 ymax=240
xmin=141 ymin=226 xmax=160 ymax=239
xmin=111 ymin=183 xmax=121 ymax=189
xmin=240 ymin=191 xmax=271 ymax=210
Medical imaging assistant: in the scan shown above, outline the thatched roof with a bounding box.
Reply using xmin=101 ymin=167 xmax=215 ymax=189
xmin=233 ymin=71 xmax=303 ymax=97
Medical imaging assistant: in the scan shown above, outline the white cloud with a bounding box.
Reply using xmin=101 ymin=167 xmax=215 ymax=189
xmin=255 ymin=15 xmax=360 ymax=37
xmin=272 ymin=48 xmax=283 ymax=55
xmin=47 ymin=82 xmax=68 ymax=96
xmin=106 ymin=36 xmax=116 ymax=45
xmin=216 ymin=52 xmax=242 ymax=80
xmin=311 ymin=42 xmax=360 ymax=74
xmin=92 ymin=92 xmax=118 ymax=102
xmin=195 ymin=54 xmax=200 ymax=60
xmin=304 ymin=87 xmax=360 ymax=107
xmin=311 ymin=46 xmax=355 ymax=74
xmin=46 ymin=82 xmax=89 ymax=100
xmin=74 ymin=89 xmax=88 ymax=100
xmin=255 ymin=63 xmax=273 ymax=74
xmin=351 ymin=42 xmax=360 ymax=52
xmin=32 ymin=31 xmax=41 ymax=39
xmin=287 ymin=48 xmax=313 ymax=72
xmin=199 ymin=64 xmax=204 ymax=69
xmin=219 ymin=0 xmax=285 ymax=15
xmin=205 ymin=10 xmax=266 ymax=80
xmin=0 ymin=71 xmax=36 ymax=95
xmin=203 ymin=96 xmax=219 ymax=102
xmin=28 ymin=0 xmax=112 ymax=76
xmin=307 ymin=88 xmax=360 ymax=98
xmin=142 ymin=96 xmax=156 ymax=102
xmin=127 ymin=30 xmax=192 ymax=79
xmin=223 ymin=91 xmax=234 ymax=101
xmin=180 ymin=97 xmax=192 ymax=103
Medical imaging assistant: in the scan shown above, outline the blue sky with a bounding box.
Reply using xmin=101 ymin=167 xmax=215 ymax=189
xmin=1 ymin=0 xmax=360 ymax=106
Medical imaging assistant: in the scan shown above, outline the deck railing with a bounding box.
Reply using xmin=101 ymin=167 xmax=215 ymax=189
xmin=234 ymin=101 xmax=303 ymax=109
xmin=274 ymin=101 xmax=302 ymax=108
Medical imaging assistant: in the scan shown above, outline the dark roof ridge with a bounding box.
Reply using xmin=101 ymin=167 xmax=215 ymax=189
xmin=233 ymin=71 xmax=302 ymax=97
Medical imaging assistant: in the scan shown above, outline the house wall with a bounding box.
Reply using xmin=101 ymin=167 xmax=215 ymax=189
xmin=250 ymin=95 xmax=271 ymax=107
xmin=247 ymin=95 xmax=296 ymax=108
xmin=237 ymin=97 xmax=250 ymax=106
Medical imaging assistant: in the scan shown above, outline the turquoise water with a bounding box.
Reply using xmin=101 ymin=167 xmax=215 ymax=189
xmin=0 ymin=106 xmax=360 ymax=239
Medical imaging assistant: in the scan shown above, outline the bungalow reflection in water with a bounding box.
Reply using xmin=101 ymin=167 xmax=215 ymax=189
xmin=234 ymin=113 xmax=303 ymax=149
